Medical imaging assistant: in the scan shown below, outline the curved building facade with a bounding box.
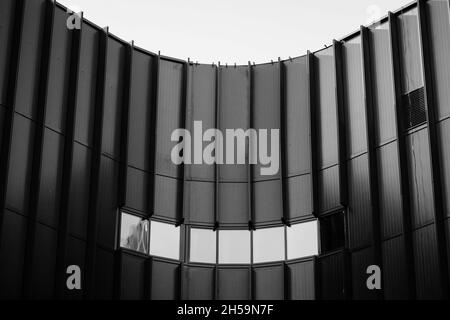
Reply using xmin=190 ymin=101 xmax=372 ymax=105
xmin=1 ymin=0 xmax=450 ymax=300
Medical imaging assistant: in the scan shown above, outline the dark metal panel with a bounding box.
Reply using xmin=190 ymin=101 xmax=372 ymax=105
xmin=93 ymin=247 xmax=115 ymax=300
xmin=397 ymin=8 xmax=424 ymax=94
xmin=406 ymin=128 xmax=435 ymax=228
xmin=377 ymin=142 xmax=403 ymax=239
xmin=252 ymin=63 xmax=281 ymax=182
xmin=217 ymin=267 xmax=251 ymax=300
xmin=96 ymin=156 xmax=120 ymax=249
xmin=314 ymin=47 xmax=339 ymax=169
xmin=44 ymin=6 xmax=72 ymax=133
xmin=125 ymin=167 xmax=149 ymax=214
xmin=155 ymin=59 xmax=184 ymax=178
xmin=347 ymin=154 xmax=373 ymax=250
xmin=150 ymin=259 xmax=180 ymax=300
xmin=29 ymin=223 xmax=57 ymax=299
xmin=438 ymin=120 xmax=450 ymax=217
xmin=185 ymin=64 xmax=216 ymax=182
xmin=317 ymin=166 xmax=341 ymax=214
xmin=119 ymin=251 xmax=146 ymax=300
xmin=350 ymin=248 xmax=377 ymax=300
xmin=412 ymin=224 xmax=443 ymax=299
xmin=369 ymin=22 xmax=398 ymax=145
xmin=182 ymin=265 xmax=215 ymax=300
xmin=0 ymin=0 xmax=15 ymax=106
xmin=342 ymin=35 xmax=368 ymax=158
xmin=283 ymin=57 xmax=311 ymax=177
xmin=101 ymin=37 xmax=126 ymax=160
xmin=153 ymin=176 xmax=181 ymax=222
xmin=63 ymin=236 xmax=86 ymax=300
xmin=184 ymin=181 xmax=215 ymax=226
xmin=0 ymin=210 xmax=27 ymax=299
xmin=426 ymin=0 xmax=450 ymax=120
xmin=36 ymin=129 xmax=64 ymax=228
xmin=253 ymin=179 xmax=283 ymax=226
xmin=13 ymin=0 xmax=47 ymax=119
xmin=218 ymin=182 xmax=248 ymax=227
xmin=285 ymin=175 xmax=313 ymax=222
xmin=382 ymin=236 xmax=409 ymax=300
xmin=67 ymin=142 xmax=92 ymax=239
xmin=318 ymin=251 xmax=345 ymax=300
xmin=74 ymin=22 xmax=99 ymax=147
xmin=218 ymin=66 xmax=250 ymax=183
xmin=286 ymin=259 xmax=315 ymax=300
xmin=5 ymin=114 xmax=35 ymax=215
xmin=127 ymin=49 xmax=154 ymax=171
xmin=253 ymin=264 xmax=284 ymax=300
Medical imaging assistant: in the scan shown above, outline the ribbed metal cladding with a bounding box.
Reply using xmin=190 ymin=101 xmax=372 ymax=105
xmin=1 ymin=0 xmax=450 ymax=300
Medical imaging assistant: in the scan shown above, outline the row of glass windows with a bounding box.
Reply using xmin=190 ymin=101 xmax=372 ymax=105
xmin=119 ymin=212 xmax=319 ymax=264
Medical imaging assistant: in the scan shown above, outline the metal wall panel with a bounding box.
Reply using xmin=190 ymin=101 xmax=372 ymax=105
xmin=426 ymin=0 xmax=450 ymax=120
xmin=438 ymin=120 xmax=450 ymax=217
xmin=67 ymin=142 xmax=92 ymax=239
xmin=351 ymin=248 xmax=377 ymax=300
xmin=14 ymin=0 xmax=46 ymax=119
xmin=182 ymin=265 xmax=215 ymax=300
xmin=406 ymin=128 xmax=435 ymax=228
xmin=382 ymin=236 xmax=409 ymax=300
xmin=155 ymin=59 xmax=184 ymax=178
xmin=127 ymin=50 xmax=154 ymax=171
xmin=347 ymin=154 xmax=373 ymax=249
xmin=377 ymin=142 xmax=403 ymax=239
xmin=318 ymin=251 xmax=345 ymax=300
xmin=101 ymin=37 xmax=126 ymax=160
xmin=6 ymin=114 xmax=35 ymax=215
xmin=125 ymin=167 xmax=149 ymax=214
xmin=44 ymin=6 xmax=72 ymax=133
xmin=398 ymin=8 xmax=424 ymax=94
xmin=64 ymin=236 xmax=86 ymax=300
xmin=413 ymin=224 xmax=443 ymax=299
xmin=286 ymin=260 xmax=315 ymax=300
xmin=369 ymin=22 xmax=397 ymax=145
xmin=36 ymin=129 xmax=64 ymax=228
xmin=217 ymin=267 xmax=251 ymax=300
xmin=184 ymin=181 xmax=215 ymax=225
xmin=120 ymin=252 xmax=147 ymax=300
xmin=0 ymin=210 xmax=27 ymax=299
xmin=317 ymin=166 xmax=340 ymax=214
xmin=0 ymin=0 xmax=15 ymax=106
xmin=93 ymin=247 xmax=115 ymax=300
xmin=150 ymin=259 xmax=180 ymax=300
xmin=343 ymin=36 xmax=367 ymax=157
xmin=218 ymin=183 xmax=248 ymax=226
xmin=253 ymin=264 xmax=284 ymax=300
xmin=186 ymin=64 xmax=216 ymax=182
xmin=74 ymin=22 xmax=98 ymax=147
xmin=153 ymin=175 xmax=180 ymax=221
xmin=254 ymin=180 xmax=283 ymax=225
xmin=285 ymin=175 xmax=312 ymax=221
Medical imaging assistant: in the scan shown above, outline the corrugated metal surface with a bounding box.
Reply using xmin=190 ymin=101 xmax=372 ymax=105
xmin=182 ymin=265 xmax=215 ymax=300
xmin=253 ymin=264 xmax=284 ymax=300
xmin=0 ymin=0 xmax=15 ymax=106
xmin=254 ymin=179 xmax=283 ymax=225
xmin=285 ymin=175 xmax=313 ymax=221
xmin=150 ymin=259 xmax=180 ymax=300
xmin=119 ymin=252 xmax=146 ymax=300
xmin=438 ymin=120 xmax=450 ymax=217
xmin=318 ymin=251 xmax=345 ymax=300
xmin=318 ymin=166 xmax=341 ymax=214
xmin=382 ymin=236 xmax=409 ymax=300
xmin=426 ymin=0 xmax=450 ymax=120
xmin=350 ymin=247 xmax=377 ymax=300
xmin=217 ymin=267 xmax=251 ymax=300
xmin=286 ymin=259 xmax=315 ymax=300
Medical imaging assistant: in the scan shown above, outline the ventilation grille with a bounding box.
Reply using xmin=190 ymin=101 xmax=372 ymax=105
xmin=402 ymin=87 xmax=427 ymax=130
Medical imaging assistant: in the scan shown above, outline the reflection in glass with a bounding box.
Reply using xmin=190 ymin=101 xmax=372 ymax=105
xmin=219 ymin=230 xmax=251 ymax=264
xmin=190 ymin=228 xmax=217 ymax=264
xmin=120 ymin=213 xmax=149 ymax=255
xmin=150 ymin=221 xmax=180 ymax=260
xmin=253 ymin=227 xmax=285 ymax=264
xmin=287 ymin=221 xmax=319 ymax=260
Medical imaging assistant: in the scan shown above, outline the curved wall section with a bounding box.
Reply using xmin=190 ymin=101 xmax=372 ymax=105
xmin=0 ymin=0 xmax=450 ymax=300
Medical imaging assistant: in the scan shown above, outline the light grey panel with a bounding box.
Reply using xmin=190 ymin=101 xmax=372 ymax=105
xmin=217 ymin=268 xmax=251 ymax=300
xmin=285 ymin=175 xmax=313 ymax=221
xmin=253 ymin=265 xmax=284 ymax=300
xmin=153 ymin=175 xmax=181 ymax=221
xmin=287 ymin=260 xmax=315 ymax=300
xmin=184 ymin=181 xmax=215 ymax=225
xmin=254 ymin=179 xmax=283 ymax=225
xmin=218 ymin=183 xmax=248 ymax=226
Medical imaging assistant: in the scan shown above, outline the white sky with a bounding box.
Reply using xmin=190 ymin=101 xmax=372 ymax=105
xmin=59 ymin=0 xmax=413 ymax=64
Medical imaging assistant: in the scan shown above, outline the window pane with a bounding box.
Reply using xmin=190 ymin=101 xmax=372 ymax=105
xmin=150 ymin=221 xmax=180 ymax=260
xmin=190 ymin=228 xmax=216 ymax=264
xmin=320 ymin=213 xmax=344 ymax=253
xmin=287 ymin=221 xmax=319 ymax=260
xmin=253 ymin=227 xmax=285 ymax=263
xmin=120 ymin=212 xmax=149 ymax=255
xmin=219 ymin=230 xmax=251 ymax=264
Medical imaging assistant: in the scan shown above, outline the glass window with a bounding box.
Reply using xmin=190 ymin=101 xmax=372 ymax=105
xmin=253 ymin=227 xmax=285 ymax=263
xmin=120 ymin=212 xmax=149 ymax=255
xmin=150 ymin=221 xmax=180 ymax=260
xmin=190 ymin=228 xmax=217 ymax=264
xmin=320 ymin=213 xmax=344 ymax=253
xmin=287 ymin=221 xmax=319 ymax=260
xmin=218 ymin=230 xmax=251 ymax=264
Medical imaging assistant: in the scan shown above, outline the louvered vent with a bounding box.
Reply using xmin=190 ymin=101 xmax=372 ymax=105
xmin=401 ymin=87 xmax=427 ymax=130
